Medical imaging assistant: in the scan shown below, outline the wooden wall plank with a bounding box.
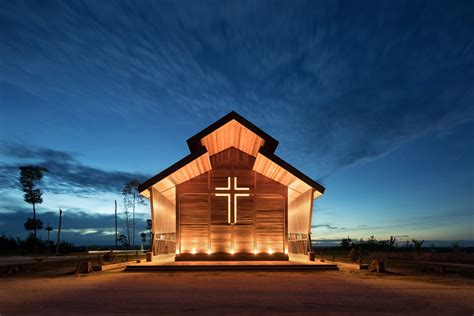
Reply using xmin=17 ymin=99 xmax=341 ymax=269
xmin=179 ymin=193 xmax=208 ymax=253
xmin=210 ymin=225 xmax=231 ymax=253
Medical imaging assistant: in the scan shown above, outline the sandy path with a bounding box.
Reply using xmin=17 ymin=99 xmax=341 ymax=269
xmin=1 ymin=270 xmax=473 ymax=315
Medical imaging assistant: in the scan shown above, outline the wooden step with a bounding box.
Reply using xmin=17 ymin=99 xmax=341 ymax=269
xmin=124 ymin=263 xmax=338 ymax=272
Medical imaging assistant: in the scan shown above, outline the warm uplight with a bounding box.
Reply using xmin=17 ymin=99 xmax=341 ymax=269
xmin=207 ymin=250 xmax=211 ymax=255
xmin=284 ymin=249 xmax=288 ymax=255
xmin=253 ymin=250 xmax=258 ymax=255
xmin=230 ymin=250 xmax=235 ymax=255
xmin=176 ymin=250 xmax=180 ymax=255
xmin=268 ymin=249 xmax=274 ymax=255
xmin=191 ymin=248 xmax=197 ymax=255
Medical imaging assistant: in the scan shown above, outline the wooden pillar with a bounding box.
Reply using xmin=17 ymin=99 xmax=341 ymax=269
xmin=308 ymin=189 xmax=315 ymax=254
xmin=207 ymin=171 xmax=211 ymax=254
xmin=149 ymin=188 xmax=155 ymax=255
xmin=176 ymin=185 xmax=181 ymax=255
xmin=284 ymin=188 xmax=288 ymax=255
xmin=253 ymin=171 xmax=257 ymax=254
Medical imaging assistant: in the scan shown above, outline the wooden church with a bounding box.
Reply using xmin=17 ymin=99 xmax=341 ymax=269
xmin=138 ymin=111 xmax=325 ymax=261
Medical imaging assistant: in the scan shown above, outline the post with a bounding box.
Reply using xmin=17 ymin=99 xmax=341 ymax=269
xmin=56 ymin=209 xmax=62 ymax=255
xmin=46 ymin=222 xmax=51 ymax=255
xmin=114 ymin=200 xmax=118 ymax=249
xmin=308 ymin=232 xmax=315 ymax=261
xmin=32 ymin=202 xmax=38 ymax=255
xmin=308 ymin=232 xmax=313 ymax=253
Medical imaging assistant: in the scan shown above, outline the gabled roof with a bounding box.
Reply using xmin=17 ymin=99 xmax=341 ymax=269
xmin=186 ymin=111 xmax=279 ymax=154
xmin=139 ymin=111 xmax=325 ymax=201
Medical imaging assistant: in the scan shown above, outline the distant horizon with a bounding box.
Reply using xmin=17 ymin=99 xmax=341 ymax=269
xmin=2 ymin=226 xmax=473 ymax=249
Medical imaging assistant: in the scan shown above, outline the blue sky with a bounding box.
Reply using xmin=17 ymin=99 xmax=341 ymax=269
xmin=0 ymin=0 xmax=473 ymax=246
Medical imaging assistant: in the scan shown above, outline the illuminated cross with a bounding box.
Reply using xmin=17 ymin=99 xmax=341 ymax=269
xmin=215 ymin=177 xmax=249 ymax=224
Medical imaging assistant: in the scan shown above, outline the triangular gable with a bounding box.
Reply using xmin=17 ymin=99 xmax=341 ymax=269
xmin=186 ymin=111 xmax=279 ymax=155
xmin=139 ymin=111 xmax=325 ymax=201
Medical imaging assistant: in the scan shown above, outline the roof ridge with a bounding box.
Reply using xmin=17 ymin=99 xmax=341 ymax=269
xmin=186 ymin=111 xmax=279 ymax=154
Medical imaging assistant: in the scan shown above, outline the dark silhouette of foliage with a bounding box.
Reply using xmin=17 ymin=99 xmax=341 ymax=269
xmin=451 ymin=241 xmax=461 ymax=253
xmin=341 ymin=235 xmax=399 ymax=254
xmin=0 ymin=233 xmax=78 ymax=254
xmin=117 ymin=234 xmax=129 ymax=247
xmin=412 ymin=239 xmax=424 ymax=255
xmin=24 ymin=217 xmax=43 ymax=231
xmin=140 ymin=232 xmax=147 ymax=245
xmin=146 ymin=218 xmax=152 ymax=242
xmin=56 ymin=240 xmax=75 ymax=253
xmin=18 ymin=233 xmax=48 ymax=253
xmin=19 ymin=165 xmax=48 ymax=254
xmin=0 ymin=233 xmax=19 ymax=251
xmin=340 ymin=237 xmax=353 ymax=250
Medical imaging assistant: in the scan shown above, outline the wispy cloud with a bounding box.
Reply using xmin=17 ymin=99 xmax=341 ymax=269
xmin=0 ymin=143 xmax=149 ymax=195
xmin=311 ymin=224 xmax=343 ymax=230
xmin=1 ymin=1 xmax=473 ymax=179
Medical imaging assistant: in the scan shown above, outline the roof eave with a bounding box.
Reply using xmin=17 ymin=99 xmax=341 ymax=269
xmin=258 ymin=147 xmax=326 ymax=194
xmin=138 ymin=146 xmax=208 ymax=193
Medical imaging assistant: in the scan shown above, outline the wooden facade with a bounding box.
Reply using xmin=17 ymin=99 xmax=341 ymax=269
xmin=139 ymin=112 xmax=325 ymax=261
xmin=176 ymin=147 xmax=287 ymax=257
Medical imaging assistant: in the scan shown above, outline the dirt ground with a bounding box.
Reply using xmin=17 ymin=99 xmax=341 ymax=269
xmin=1 ymin=267 xmax=474 ymax=315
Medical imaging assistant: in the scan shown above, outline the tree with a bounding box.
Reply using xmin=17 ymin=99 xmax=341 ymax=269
xmin=412 ymin=239 xmax=424 ymax=255
xmin=24 ymin=217 xmax=43 ymax=231
xmin=122 ymin=180 xmax=146 ymax=248
xmin=19 ymin=165 xmax=48 ymax=254
xmin=117 ymin=234 xmax=129 ymax=247
xmin=340 ymin=237 xmax=352 ymax=250
xmin=122 ymin=200 xmax=131 ymax=248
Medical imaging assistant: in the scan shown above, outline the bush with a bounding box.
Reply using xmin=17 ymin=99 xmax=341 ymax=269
xmin=0 ymin=233 xmax=19 ymax=251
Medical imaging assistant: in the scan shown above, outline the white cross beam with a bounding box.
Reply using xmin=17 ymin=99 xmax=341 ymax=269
xmin=215 ymin=176 xmax=249 ymax=224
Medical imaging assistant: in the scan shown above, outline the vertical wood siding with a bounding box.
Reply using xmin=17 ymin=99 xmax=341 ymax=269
xmin=177 ymin=147 xmax=287 ymax=256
